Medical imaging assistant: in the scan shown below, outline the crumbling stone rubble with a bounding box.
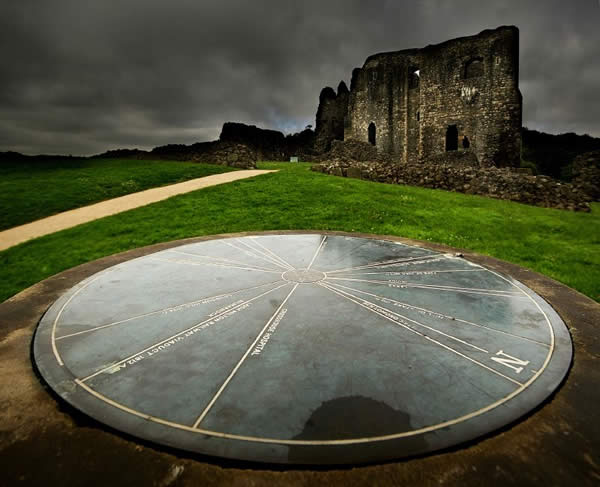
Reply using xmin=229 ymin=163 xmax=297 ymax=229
xmin=151 ymin=140 xmax=257 ymax=169
xmin=313 ymin=141 xmax=590 ymax=211
xmin=571 ymin=150 xmax=600 ymax=201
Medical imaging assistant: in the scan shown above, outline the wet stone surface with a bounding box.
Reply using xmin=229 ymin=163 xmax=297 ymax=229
xmin=32 ymin=234 xmax=572 ymax=464
xmin=282 ymin=269 xmax=326 ymax=283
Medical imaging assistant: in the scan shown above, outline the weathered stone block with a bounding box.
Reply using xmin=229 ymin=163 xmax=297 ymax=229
xmin=347 ymin=166 xmax=362 ymax=179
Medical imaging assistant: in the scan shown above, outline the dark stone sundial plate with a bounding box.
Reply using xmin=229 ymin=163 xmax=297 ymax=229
xmin=33 ymin=234 xmax=572 ymax=465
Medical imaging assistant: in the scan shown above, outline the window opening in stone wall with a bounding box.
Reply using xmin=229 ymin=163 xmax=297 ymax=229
xmin=464 ymin=57 xmax=483 ymax=79
xmin=445 ymin=125 xmax=458 ymax=151
xmin=409 ymin=67 xmax=420 ymax=89
xmin=416 ymin=111 xmax=420 ymax=121
xmin=368 ymin=122 xmax=376 ymax=146
xmin=462 ymin=135 xmax=470 ymax=149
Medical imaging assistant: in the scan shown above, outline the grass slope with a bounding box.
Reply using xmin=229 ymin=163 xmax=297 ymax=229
xmin=0 ymin=158 xmax=237 ymax=230
xmin=0 ymin=162 xmax=598 ymax=303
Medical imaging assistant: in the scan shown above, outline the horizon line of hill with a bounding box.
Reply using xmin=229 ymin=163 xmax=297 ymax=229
xmin=2 ymin=124 xmax=599 ymax=182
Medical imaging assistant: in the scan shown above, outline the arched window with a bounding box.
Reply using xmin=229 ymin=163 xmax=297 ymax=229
xmin=464 ymin=58 xmax=483 ymax=79
xmin=445 ymin=125 xmax=458 ymax=151
xmin=462 ymin=135 xmax=470 ymax=149
xmin=368 ymin=122 xmax=376 ymax=146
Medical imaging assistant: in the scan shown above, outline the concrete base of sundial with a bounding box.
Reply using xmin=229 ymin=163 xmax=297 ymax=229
xmin=1 ymin=231 xmax=599 ymax=485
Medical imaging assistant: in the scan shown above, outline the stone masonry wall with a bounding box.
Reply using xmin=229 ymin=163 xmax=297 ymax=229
xmin=315 ymin=82 xmax=350 ymax=153
xmin=312 ymin=141 xmax=590 ymax=211
xmin=219 ymin=122 xmax=287 ymax=160
xmin=220 ymin=122 xmax=317 ymax=161
xmin=151 ymin=140 xmax=257 ymax=169
xmin=571 ymin=150 xmax=600 ymax=201
xmin=328 ymin=26 xmax=521 ymax=167
xmin=314 ymin=139 xmax=388 ymax=164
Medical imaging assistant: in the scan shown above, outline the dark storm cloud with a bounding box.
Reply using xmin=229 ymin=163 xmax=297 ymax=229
xmin=1 ymin=0 xmax=599 ymax=155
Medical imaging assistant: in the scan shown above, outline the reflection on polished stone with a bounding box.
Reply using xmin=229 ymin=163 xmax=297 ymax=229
xmin=33 ymin=233 xmax=572 ymax=464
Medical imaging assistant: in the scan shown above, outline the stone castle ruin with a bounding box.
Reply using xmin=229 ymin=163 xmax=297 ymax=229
xmin=94 ymin=25 xmax=595 ymax=211
xmin=315 ymin=25 xmax=522 ymax=168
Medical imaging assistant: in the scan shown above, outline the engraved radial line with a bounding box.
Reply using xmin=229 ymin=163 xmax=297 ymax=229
xmin=306 ymin=235 xmax=327 ymax=270
xmin=329 ymin=277 xmax=520 ymax=294
xmin=222 ymin=240 xmax=284 ymax=270
xmin=193 ymin=283 xmax=300 ymax=428
xmin=79 ymin=282 xmax=290 ymax=383
xmin=235 ymin=238 xmax=291 ymax=270
xmin=326 ymin=254 xmax=442 ymax=274
xmin=400 ymin=282 xmax=519 ymax=294
xmin=336 ymin=268 xmax=485 ymax=277
xmin=326 ymin=277 xmax=525 ymax=298
xmin=328 ymin=281 xmax=550 ymax=346
xmin=240 ymin=239 xmax=293 ymax=270
xmin=56 ymin=280 xmax=283 ymax=340
xmin=250 ymin=238 xmax=295 ymax=270
xmin=51 ymin=269 xmax=115 ymax=366
xmin=168 ymin=249 xmax=279 ymax=272
xmin=242 ymin=238 xmax=293 ymax=270
xmin=73 ymin=368 xmax=530 ymax=445
xmin=150 ymin=257 xmax=281 ymax=274
xmin=483 ymin=268 xmax=556 ymax=391
xmin=319 ymin=282 xmax=523 ymax=386
xmin=222 ymin=240 xmax=269 ymax=262
xmin=234 ymin=239 xmax=290 ymax=270
xmin=323 ymin=281 xmax=488 ymax=353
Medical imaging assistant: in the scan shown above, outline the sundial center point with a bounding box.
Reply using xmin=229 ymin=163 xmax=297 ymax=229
xmin=282 ymin=269 xmax=325 ymax=283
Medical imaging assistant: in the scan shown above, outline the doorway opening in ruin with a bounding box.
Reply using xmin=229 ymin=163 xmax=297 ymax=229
xmin=368 ymin=122 xmax=376 ymax=146
xmin=445 ymin=125 xmax=458 ymax=151
xmin=464 ymin=57 xmax=483 ymax=79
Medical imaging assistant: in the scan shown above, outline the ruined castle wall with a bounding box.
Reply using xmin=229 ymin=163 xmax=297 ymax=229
xmin=418 ymin=26 xmax=521 ymax=167
xmin=345 ymin=55 xmax=412 ymax=159
xmin=406 ymin=65 xmax=421 ymax=164
xmin=343 ymin=26 xmax=522 ymax=167
xmin=315 ymin=83 xmax=349 ymax=153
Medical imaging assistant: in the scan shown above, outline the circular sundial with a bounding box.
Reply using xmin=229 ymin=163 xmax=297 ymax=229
xmin=33 ymin=234 xmax=572 ymax=464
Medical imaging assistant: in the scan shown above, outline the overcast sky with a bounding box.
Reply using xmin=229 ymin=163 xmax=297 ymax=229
xmin=1 ymin=0 xmax=599 ymax=155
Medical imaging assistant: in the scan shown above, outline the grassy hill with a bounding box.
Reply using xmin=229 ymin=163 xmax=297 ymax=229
xmin=0 ymin=157 xmax=237 ymax=231
xmin=0 ymin=162 xmax=597 ymax=303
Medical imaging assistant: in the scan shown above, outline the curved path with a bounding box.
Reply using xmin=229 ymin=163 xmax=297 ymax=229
xmin=0 ymin=169 xmax=276 ymax=251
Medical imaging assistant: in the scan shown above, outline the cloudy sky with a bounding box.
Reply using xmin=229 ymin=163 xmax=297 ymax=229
xmin=1 ymin=0 xmax=599 ymax=155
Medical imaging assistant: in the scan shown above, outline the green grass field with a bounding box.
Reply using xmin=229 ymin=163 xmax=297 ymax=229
xmin=0 ymin=162 xmax=598 ymax=303
xmin=0 ymin=158 xmax=237 ymax=230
